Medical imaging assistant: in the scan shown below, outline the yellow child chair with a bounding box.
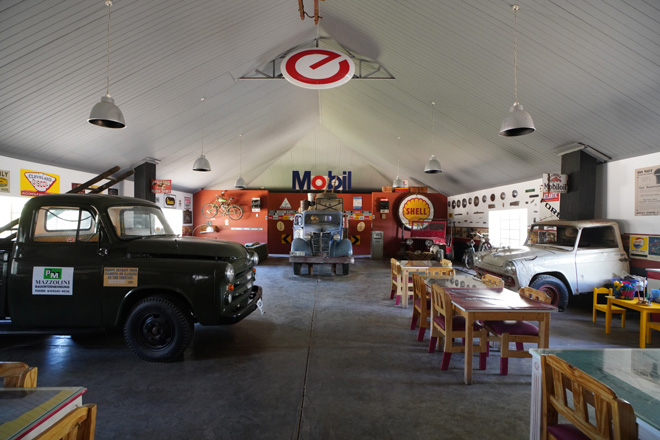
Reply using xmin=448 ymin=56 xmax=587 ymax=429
xmin=592 ymin=287 xmax=625 ymax=328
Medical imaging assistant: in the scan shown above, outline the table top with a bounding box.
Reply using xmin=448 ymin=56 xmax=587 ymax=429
xmin=532 ymin=348 xmax=660 ymax=432
xmin=443 ymin=287 xmax=557 ymax=312
xmin=400 ymin=260 xmax=444 ymax=268
xmin=0 ymin=387 xmax=86 ymax=439
xmin=607 ymin=296 xmax=660 ymax=311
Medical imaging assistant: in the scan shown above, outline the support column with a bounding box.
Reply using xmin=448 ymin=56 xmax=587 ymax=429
xmin=559 ymin=150 xmax=597 ymax=220
xmin=134 ymin=162 xmax=156 ymax=202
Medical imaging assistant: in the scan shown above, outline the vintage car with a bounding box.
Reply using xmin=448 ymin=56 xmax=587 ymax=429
xmin=473 ymin=219 xmax=629 ymax=310
xmin=402 ymin=220 xmax=453 ymax=261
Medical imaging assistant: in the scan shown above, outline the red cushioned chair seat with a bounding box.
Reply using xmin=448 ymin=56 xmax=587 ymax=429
xmin=547 ymin=423 xmax=589 ymax=440
xmin=485 ymin=319 xmax=539 ymax=336
xmin=433 ymin=315 xmax=482 ymax=332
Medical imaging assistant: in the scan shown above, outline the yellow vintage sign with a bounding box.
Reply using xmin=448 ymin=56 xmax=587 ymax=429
xmin=103 ymin=267 xmax=138 ymax=287
xmin=398 ymin=194 xmax=434 ymax=227
xmin=20 ymin=169 xmax=60 ymax=196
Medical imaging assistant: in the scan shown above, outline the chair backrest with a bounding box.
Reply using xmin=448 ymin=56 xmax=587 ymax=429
xmin=427 ymin=267 xmax=455 ymax=277
xmin=412 ymin=273 xmax=428 ymax=309
xmin=35 ymin=403 xmax=97 ymax=440
xmin=519 ymin=286 xmax=551 ymax=304
xmin=440 ymin=259 xmax=453 ymax=267
xmin=481 ymin=274 xmax=504 ymax=288
xmin=0 ymin=361 xmax=38 ymax=387
xmin=390 ymin=258 xmax=399 ymax=274
xmin=541 ymin=355 xmax=637 ymax=440
xmin=431 ymin=285 xmax=454 ymax=324
xmin=593 ymin=287 xmax=613 ymax=307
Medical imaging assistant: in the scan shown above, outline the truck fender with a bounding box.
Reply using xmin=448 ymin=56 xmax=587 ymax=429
xmin=291 ymin=237 xmax=310 ymax=255
xmin=114 ymin=286 xmax=194 ymax=327
xmin=331 ymin=239 xmax=352 ymax=257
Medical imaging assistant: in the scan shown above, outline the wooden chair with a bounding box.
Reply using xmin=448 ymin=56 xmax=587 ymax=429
xmin=484 ymin=287 xmax=551 ymax=375
xmin=410 ymin=273 xmax=432 ymax=340
xmin=440 ymin=258 xmax=453 ymax=267
xmin=0 ymin=361 xmax=38 ymax=387
xmin=541 ymin=354 xmax=637 ymax=440
xmin=390 ymin=258 xmax=401 ymax=301
xmin=35 ymin=403 xmax=97 ymax=440
xmin=592 ymin=287 xmax=626 ymax=328
xmin=481 ymin=274 xmax=504 ymax=288
xmin=428 ymin=285 xmax=488 ymax=370
xmin=427 ymin=267 xmax=455 ymax=277
xmin=647 ymin=315 xmax=660 ymax=344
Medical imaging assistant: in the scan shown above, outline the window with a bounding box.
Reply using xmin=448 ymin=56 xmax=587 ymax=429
xmin=489 ymin=209 xmax=527 ymax=248
xmin=578 ymin=226 xmax=618 ymax=249
xmin=108 ymin=206 xmax=174 ymax=239
xmin=33 ymin=206 xmax=98 ymax=242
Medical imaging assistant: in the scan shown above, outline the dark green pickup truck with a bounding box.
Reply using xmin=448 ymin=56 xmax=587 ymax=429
xmin=0 ymin=194 xmax=263 ymax=362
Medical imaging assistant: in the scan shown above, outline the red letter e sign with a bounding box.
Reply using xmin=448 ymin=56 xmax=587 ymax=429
xmin=282 ymin=48 xmax=355 ymax=89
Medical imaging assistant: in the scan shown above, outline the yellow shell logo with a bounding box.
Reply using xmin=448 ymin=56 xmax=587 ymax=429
xmin=401 ymin=196 xmax=432 ymax=223
xmin=0 ymin=177 xmax=7 ymax=187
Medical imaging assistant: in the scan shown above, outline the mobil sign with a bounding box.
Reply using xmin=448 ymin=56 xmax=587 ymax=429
xmin=292 ymin=171 xmax=352 ymax=191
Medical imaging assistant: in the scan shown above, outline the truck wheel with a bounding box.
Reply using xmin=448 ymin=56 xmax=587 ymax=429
xmin=530 ymin=275 xmax=569 ymax=311
xmin=123 ymin=297 xmax=194 ymax=362
xmin=293 ymin=263 xmax=302 ymax=275
xmin=341 ymin=263 xmax=350 ymax=275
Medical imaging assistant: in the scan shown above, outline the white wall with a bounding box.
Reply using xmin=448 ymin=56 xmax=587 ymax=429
xmin=596 ymin=151 xmax=660 ymax=235
xmin=449 ymin=150 xmax=660 ymax=236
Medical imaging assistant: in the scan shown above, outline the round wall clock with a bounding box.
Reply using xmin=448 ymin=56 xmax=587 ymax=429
xmin=474 ymin=196 xmax=479 ymax=207
xmin=452 ymin=200 xmax=456 ymax=209
xmin=490 ymin=194 xmax=495 ymax=202
xmin=512 ymin=190 xmax=518 ymax=198
xmin=468 ymin=197 xmax=472 ymax=205
xmin=462 ymin=198 xmax=467 ymax=208
xmin=482 ymin=195 xmax=487 ymax=203
xmin=500 ymin=192 xmax=506 ymax=200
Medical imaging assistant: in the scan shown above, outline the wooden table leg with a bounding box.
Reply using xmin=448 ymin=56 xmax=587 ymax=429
xmin=605 ymin=297 xmax=613 ymax=334
xmin=538 ymin=314 xmax=550 ymax=348
xmin=464 ymin=312 xmax=474 ymax=385
xmin=640 ymin=311 xmax=648 ymax=348
xmin=402 ymin=270 xmax=410 ymax=308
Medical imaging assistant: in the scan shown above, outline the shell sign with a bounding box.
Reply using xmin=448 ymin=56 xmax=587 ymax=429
xmin=398 ymin=194 xmax=435 ymax=227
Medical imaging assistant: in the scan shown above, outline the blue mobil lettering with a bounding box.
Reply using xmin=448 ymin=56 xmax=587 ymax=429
xmin=292 ymin=171 xmax=352 ymax=191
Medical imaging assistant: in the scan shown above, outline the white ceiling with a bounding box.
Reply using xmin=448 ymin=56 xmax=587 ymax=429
xmin=2 ymin=0 xmax=659 ymax=196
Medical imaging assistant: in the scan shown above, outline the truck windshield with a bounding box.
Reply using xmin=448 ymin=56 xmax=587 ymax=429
xmin=525 ymin=225 xmax=578 ymax=248
xmin=108 ymin=206 xmax=175 ymax=239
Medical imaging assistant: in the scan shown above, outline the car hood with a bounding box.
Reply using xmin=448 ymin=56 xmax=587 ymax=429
xmin=478 ymin=246 xmax=567 ymax=267
xmin=126 ymin=236 xmax=249 ymax=260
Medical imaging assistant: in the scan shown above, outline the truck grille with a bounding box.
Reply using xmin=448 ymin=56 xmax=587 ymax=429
xmin=311 ymin=232 xmax=331 ymax=256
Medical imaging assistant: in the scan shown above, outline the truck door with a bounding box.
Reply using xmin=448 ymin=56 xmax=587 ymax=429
xmin=9 ymin=204 xmax=105 ymax=327
xmin=574 ymin=226 xmax=627 ymax=293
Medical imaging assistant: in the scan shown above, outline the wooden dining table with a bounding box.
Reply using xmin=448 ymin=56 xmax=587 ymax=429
xmin=0 ymin=386 xmax=86 ymax=439
xmin=433 ymin=285 xmax=557 ymax=384
xmin=398 ymin=260 xmax=446 ymax=308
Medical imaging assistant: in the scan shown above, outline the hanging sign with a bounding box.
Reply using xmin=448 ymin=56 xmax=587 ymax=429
xmin=397 ymin=194 xmax=434 ymax=228
xmin=542 ymin=173 xmax=568 ymax=193
xmin=151 ymin=179 xmax=171 ymax=194
xmin=282 ymin=48 xmax=355 ymax=89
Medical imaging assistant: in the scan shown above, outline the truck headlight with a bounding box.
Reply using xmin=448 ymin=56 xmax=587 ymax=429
xmin=304 ymin=233 xmax=311 ymax=241
xmin=504 ymin=261 xmax=516 ymax=274
xmin=473 ymin=254 xmax=481 ymax=265
xmin=333 ymin=233 xmax=340 ymax=241
xmin=250 ymin=251 xmax=259 ymax=266
xmin=225 ymin=264 xmax=235 ymax=283
xmin=425 ymin=239 xmax=433 ymax=247
xmin=406 ymin=239 xmax=413 ymax=246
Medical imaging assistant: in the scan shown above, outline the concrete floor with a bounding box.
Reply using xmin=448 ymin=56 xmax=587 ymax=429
xmin=2 ymin=256 xmax=655 ymax=439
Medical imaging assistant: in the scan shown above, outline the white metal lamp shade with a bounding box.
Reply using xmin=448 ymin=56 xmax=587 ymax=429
xmin=88 ymin=94 xmax=125 ymax=129
xmin=192 ymin=154 xmax=211 ymax=172
xmin=424 ymin=155 xmax=443 ymax=174
xmin=234 ymin=176 xmax=247 ymax=189
xmin=499 ymin=102 xmax=535 ymax=137
xmin=392 ymin=176 xmax=404 ymax=188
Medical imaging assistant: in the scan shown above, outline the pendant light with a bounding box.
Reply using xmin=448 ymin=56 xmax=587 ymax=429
xmin=193 ymin=98 xmax=211 ymax=172
xmin=499 ymin=5 xmax=535 ymax=137
xmin=234 ymin=134 xmax=247 ymax=189
xmin=392 ymin=136 xmax=404 ymax=188
xmin=88 ymin=0 xmax=125 ymax=129
xmin=424 ymin=101 xmax=443 ymax=173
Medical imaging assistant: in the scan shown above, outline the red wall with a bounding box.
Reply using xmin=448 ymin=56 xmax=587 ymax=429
xmin=192 ymin=190 xmax=447 ymax=259
xmin=193 ymin=190 xmax=268 ymax=245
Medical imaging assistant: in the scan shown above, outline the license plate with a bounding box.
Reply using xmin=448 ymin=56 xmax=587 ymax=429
xmin=256 ymin=298 xmax=265 ymax=315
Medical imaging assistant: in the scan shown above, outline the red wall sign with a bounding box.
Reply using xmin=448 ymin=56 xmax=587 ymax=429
xmin=282 ymin=48 xmax=355 ymax=90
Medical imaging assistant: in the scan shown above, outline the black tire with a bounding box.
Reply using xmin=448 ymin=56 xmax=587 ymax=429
xmin=226 ymin=205 xmax=243 ymax=221
xmin=123 ymin=296 xmax=194 ymax=362
xmin=341 ymin=263 xmax=350 ymax=275
xmin=293 ymin=263 xmax=302 ymax=275
xmin=530 ymin=275 xmax=569 ymax=311
xmin=202 ymin=203 xmax=218 ymax=219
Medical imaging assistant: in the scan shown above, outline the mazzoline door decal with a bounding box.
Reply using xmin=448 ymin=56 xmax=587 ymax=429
xmin=397 ymin=194 xmax=435 ymax=228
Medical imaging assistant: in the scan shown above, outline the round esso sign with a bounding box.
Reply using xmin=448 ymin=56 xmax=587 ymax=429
xmin=282 ymin=48 xmax=355 ymax=90
xmin=398 ymin=194 xmax=435 ymax=228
